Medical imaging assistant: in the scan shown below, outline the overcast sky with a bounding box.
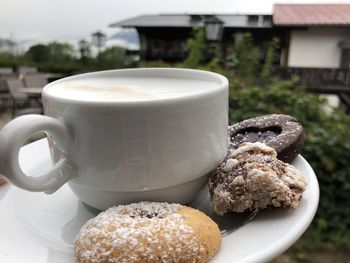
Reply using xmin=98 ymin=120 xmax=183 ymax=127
xmin=2 ymin=0 xmax=350 ymax=42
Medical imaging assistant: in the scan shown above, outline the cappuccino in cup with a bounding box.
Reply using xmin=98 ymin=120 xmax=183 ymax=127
xmin=47 ymin=77 xmax=218 ymax=102
xmin=0 ymin=68 xmax=229 ymax=210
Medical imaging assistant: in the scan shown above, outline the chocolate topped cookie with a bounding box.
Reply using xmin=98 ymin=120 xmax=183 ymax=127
xmin=229 ymin=114 xmax=304 ymax=163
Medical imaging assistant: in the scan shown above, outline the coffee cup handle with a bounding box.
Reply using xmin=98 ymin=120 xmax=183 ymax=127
xmin=0 ymin=114 xmax=76 ymax=194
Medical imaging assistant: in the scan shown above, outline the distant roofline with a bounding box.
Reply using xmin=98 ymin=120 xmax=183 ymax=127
xmin=111 ymin=4 xmax=350 ymax=29
xmin=273 ymin=23 xmax=350 ymax=27
xmin=274 ymin=3 xmax=350 ymax=7
xmin=144 ymin=12 xmax=272 ymax=16
xmin=109 ymin=13 xmax=273 ymax=29
xmin=273 ymin=3 xmax=350 ymax=26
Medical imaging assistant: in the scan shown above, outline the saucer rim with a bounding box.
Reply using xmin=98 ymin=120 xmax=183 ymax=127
xmin=0 ymin=139 xmax=320 ymax=263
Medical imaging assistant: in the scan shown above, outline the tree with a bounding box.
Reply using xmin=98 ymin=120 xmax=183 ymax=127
xmin=182 ymin=27 xmax=207 ymax=68
xmin=26 ymin=42 xmax=75 ymax=65
xmin=26 ymin=44 xmax=49 ymax=63
xmin=226 ymin=32 xmax=260 ymax=82
xmin=181 ymin=27 xmax=223 ymax=73
xmin=260 ymin=37 xmax=280 ymax=85
xmin=47 ymin=42 xmax=75 ymax=63
xmin=24 ymin=42 xmax=78 ymax=74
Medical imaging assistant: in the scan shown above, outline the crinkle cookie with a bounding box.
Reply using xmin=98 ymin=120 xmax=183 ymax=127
xmin=208 ymin=142 xmax=307 ymax=215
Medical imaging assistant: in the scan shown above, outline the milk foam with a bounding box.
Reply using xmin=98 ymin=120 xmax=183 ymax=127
xmin=46 ymin=77 xmax=218 ymax=102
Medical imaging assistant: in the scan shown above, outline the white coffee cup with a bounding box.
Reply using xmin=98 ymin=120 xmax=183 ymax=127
xmin=0 ymin=68 xmax=228 ymax=210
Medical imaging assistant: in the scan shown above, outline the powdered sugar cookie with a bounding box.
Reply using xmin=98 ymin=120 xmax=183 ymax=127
xmin=75 ymin=202 xmax=221 ymax=263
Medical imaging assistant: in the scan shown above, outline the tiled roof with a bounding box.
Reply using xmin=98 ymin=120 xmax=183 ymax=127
xmin=273 ymin=4 xmax=350 ymax=26
xmin=110 ymin=14 xmax=272 ymax=28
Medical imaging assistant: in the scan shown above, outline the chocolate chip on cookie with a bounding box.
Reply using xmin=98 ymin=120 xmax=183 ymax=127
xmin=229 ymin=114 xmax=304 ymax=163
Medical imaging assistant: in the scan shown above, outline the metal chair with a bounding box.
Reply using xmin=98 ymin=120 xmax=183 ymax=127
xmin=18 ymin=66 xmax=38 ymax=75
xmin=0 ymin=67 xmax=14 ymax=75
xmin=5 ymin=79 xmax=42 ymax=117
xmin=0 ymin=79 xmax=12 ymax=115
xmin=23 ymin=74 xmax=48 ymax=88
xmin=0 ymin=67 xmax=16 ymax=81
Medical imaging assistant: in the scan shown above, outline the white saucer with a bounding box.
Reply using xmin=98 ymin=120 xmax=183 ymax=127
xmin=0 ymin=139 xmax=319 ymax=263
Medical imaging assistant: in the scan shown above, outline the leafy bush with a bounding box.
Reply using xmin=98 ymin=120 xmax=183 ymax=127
xmin=226 ymin=32 xmax=260 ymax=82
xmin=229 ymin=79 xmax=350 ymax=248
xmin=0 ymin=51 xmax=29 ymax=69
xmin=225 ymin=33 xmax=350 ymax=248
xmin=138 ymin=60 xmax=173 ymax=68
xmin=95 ymin=46 xmax=135 ymax=70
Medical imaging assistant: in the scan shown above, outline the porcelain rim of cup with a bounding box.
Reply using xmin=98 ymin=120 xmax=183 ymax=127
xmin=42 ymin=68 xmax=228 ymax=106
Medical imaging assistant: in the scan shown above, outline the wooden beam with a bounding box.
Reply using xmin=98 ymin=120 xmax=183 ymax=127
xmin=339 ymin=93 xmax=350 ymax=114
xmin=306 ymin=85 xmax=350 ymax=94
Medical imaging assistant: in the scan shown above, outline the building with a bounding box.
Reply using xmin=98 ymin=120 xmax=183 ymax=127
xmin=274 ymin=4 xmax=350 ymax=69
xmin=110 ymin=4 xmax=350 ymax=111
xmin=109 ymin=14 xmax=287 ymax=62
xmin=273 ymin=4 xmax=350 ymax=111
xmin=110 ymin=4 xmax=350 ymax=67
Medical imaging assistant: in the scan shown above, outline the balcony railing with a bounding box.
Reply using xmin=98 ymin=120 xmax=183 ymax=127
xmin=274 ymin=66 xmax=350 ymax=113
xmin=274 ymin=67 xmax=350 ymax=94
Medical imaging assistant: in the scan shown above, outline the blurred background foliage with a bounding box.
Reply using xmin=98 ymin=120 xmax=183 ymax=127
xmin=1 ymin=28 xmax=350 ymax=260
xmin=0 ymin=40 xmax=135 ymax=74
xmin=184 ymin=30 xmax=350 ymax=261
xmin=185 ymin=29 xmax=350 ymax=252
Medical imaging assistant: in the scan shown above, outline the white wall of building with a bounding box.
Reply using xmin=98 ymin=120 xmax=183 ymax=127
xmin=288 ymin=28 xmax=350 ymax=68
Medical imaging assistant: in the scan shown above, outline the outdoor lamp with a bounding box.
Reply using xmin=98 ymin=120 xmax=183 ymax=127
xmin=204 ymin=16 xmax=224 ymax=41
xmin=92 ymin=31 xmax=107 ymax=53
